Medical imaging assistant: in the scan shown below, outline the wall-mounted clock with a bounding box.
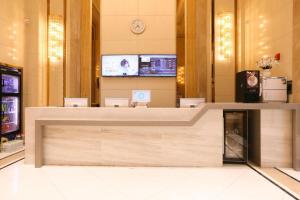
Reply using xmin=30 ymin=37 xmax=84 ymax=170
xmin=130 ymin=19 xmax=146 ymax=34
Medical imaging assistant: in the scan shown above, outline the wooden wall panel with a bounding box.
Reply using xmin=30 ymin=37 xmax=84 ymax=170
xmin=80 ymin=0 xmax=92 ymax=101
xmin=197 ymin=0 xmax=210 ymax=100
xmin=214 ymin=0 xmax=235 ymax=102
xmin=91 ymin=4 xmax=101 ymax=105
xmin=92 ymin=0 xmax=100 ymax=12
xmin=184 ymin=0 xmax=211 ymax=100
xmin=65 ymin=0 xmax=92 ymax=104
xmin=100 ymin=0 xmax=176 ymax=107
xmin=185 ymin=0 xmax=197 ymax=98
xmin=293 ymin=0 xmax=300 ymax=102
xmin=101 ymin=78 xmax=176 ymax=107
xmin=48 ymin=0 xmax=65 ymax=106
xmin=66 ymin=0 xmax=81 ymax=98
xmin=24 ymin=0 xmax=48 ymax=107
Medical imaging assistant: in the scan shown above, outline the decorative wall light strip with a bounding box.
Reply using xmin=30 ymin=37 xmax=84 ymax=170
xmin=48 ymin=15 xmax=64 ymax=62
xmin=177 ymin=66 xmax=185 ymax=85
xmin=217 ymin=13 xmax=233 ymax=61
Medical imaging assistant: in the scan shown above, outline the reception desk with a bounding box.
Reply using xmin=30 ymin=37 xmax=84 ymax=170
xmin=24 ymin=103 xmax=300 ymax=170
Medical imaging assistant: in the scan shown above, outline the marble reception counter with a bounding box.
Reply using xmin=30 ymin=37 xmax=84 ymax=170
xmin=24 ymin=103 xmax=300 ymax=170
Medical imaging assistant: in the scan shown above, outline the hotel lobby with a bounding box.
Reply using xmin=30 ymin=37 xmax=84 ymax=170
xmin=0 ymin=0 xmax=300 ymax=199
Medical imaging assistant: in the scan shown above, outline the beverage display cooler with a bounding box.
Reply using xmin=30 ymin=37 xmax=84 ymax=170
xmin=223 ymin=110 xmax=248 ymax=163
xmin=0 ymin=66 xmax=21 ymax=141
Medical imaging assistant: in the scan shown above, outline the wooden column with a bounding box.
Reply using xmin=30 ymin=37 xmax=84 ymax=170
xmin=65 ymin=0 xmax=92 ymax=104
xmin=184 ymin=0 xmax=211 ymax=100
xmin=196 ymin=0 xmax=211 ymax=101
xmin=80 ymin=0 xmax=92 ymax=101
xmin=48 ymin=0 xmax=66 ymax=106
xmin=185 ymin=0 xmax=197 ymax=98
xmin=213 ymin=0 xmax=236 ymax=102
xmin=66 ymin=0 xmax=81 ymax=98
xmin=24 ymin=0 xmax=48 ymax=107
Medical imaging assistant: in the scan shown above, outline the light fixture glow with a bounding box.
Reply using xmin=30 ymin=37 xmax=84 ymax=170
xmin=217 ymin=13 xmax=233 ymax=61
xmin=177 ymin=66 xmax=185 ymax=85
xmin=48 ymin=15 xmax=64 ymax=62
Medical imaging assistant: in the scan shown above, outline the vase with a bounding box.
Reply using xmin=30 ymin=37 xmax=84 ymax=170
xmin=262 ymin=69 xmax=271 ymax=77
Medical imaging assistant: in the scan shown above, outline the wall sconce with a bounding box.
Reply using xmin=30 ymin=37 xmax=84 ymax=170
xmin=177 ymin=66 xmax=185 ymax=85
xmin=216 ymin=13 xmax=233 ymax=61
xmin=96 ymin=65 xmax=100 ymax=78
xmin=48 ymin=15 xmax=64 ymax=62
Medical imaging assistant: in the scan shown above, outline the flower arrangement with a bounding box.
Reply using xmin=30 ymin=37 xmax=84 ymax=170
xmin=256 ymin=56 xmax=274 ymax=70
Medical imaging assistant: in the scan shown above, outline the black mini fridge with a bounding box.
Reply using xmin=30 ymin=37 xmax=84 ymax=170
xmin=223 ymin=110 xmax=248 ymax=163
xmin=0 ymin=65 xmax=22 ymax=140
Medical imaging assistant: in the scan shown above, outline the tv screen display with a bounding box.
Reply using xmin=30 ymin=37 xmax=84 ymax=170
xmin=102 ymin=55 xmax=139 ymax=77
xmin=139 ymin=55 xmax=177 ymax=77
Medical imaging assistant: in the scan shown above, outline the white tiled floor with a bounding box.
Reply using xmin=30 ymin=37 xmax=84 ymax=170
xmin=279 ymin=168 xmax=300 ymax=182
xmin=0 ymin=161 xmax=296 ymax=200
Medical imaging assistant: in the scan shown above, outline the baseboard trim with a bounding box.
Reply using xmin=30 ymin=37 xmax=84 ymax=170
xmin=0 ymin=150 xmax=25 ymax=170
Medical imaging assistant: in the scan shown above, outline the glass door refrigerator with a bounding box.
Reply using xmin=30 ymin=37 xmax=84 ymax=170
xmin=223 ymin=110 xmax=248 ymax=163
xmin=0 ymin=66 xmax=21 ymax=141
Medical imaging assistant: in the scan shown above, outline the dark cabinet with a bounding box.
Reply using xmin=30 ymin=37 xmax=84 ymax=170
xmin=0 ymin=66 xmax=22 ymax=141
xmin=236 ymin=70 xmax=260 ymax=103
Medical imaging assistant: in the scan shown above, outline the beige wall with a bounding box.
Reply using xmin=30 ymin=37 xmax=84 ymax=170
xmin=0 ymin=0 xmax=24 ymax=67
xmin=238 ymin=0 xmax=293 ymax=80
xmin=100 ymin=0 xmax=176 ymax=107
xmin=214 ymin=0 xmax=236 ymax=102
xmin=293 ymin=0 xmax=300 ymax=102
xmin=24 ymin=0 xmax=48 ymax=107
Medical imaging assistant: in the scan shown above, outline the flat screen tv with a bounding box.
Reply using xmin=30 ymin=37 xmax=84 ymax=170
xmin=102 ymin=55 xmax=139 ymax=77
xmin=139 ymin=54 xmax=177 ymax=77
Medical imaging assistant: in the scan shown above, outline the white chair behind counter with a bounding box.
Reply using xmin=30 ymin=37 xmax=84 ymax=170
xmin=180 ymin=98 xmax=206 ymax=108
xmin=64 ymin=98 xmax=88 ymax=107
xmin=105 ymin=97 xmax=129 ymax=107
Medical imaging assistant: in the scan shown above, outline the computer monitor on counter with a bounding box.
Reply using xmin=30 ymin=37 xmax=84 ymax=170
xmin=105 ymin=98 xmax=129 ymax=107
xmin=132 ymin=90 xmax=151 ymax=107
xmin=180 ymin=98 xmax=205 ymax=108
xmin=64 ymin=98 xmax=88 ymax=107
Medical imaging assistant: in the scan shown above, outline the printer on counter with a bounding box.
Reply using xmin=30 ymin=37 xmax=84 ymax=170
xmin=236 ymin=70 xmax=288 ymax=103
xmin=261 ymin=77 xmax=287 ymax=103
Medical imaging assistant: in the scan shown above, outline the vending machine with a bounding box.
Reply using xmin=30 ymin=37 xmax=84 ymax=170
xmin=0 ymin=65 xmax=21 ymax=141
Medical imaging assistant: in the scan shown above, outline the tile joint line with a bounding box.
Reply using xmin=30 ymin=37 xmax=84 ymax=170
xmin=247 ymin=164 xmax=300 ymax=200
